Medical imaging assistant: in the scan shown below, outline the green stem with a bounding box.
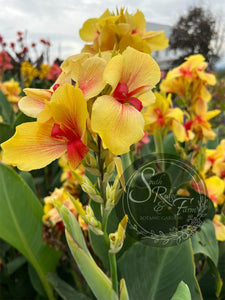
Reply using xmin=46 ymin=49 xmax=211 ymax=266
xmin=102 ymin=209 xmax=110 ymax=248
xmin=153 ymin=129 xmax=164 ymax=171
xmin=96 ymin=136 xmax=118 ymax=295
xmin=109 ymin=252 xmax=118 ymax=295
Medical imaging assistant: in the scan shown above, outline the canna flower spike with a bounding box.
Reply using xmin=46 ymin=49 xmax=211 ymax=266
xmin=2 ymin=84 xmax=89 ymax=171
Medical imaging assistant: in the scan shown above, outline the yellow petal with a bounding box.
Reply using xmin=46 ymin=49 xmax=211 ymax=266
xmin=205 ymin=176 xmax=225 ymax=202
xmin=138 ymin=90 xmax=156 ymax=107
xmin=193 ymin=98 xmax=207 ymax=116
xmin=144 ymin=30 xmax=169 ymax=50
xmin=79 ymin=18 xmax=99 ymax=42
xmin=166 ymin=108 xmax=184 ymax=123
xmin=119 ymin=34 xmax=151 ymax=54
xmin=104 ymin=47 xmax=160 ymax=94
xmin=199 ymin=85 xmax=212 ymax=102
xmin=19 ymin=88 xmax=52 ymax=118
xmin=91 ymin=95 xmax=144 ymax=155
xmin=48 ymin=84 xmax=88 ymax=139
xmin=61 ymin=53 xmax=91 ymax=79
xmin=1 ymin=121 xmax=67 ymax=171
xmin=213 ymin=215 xmax=225 ymax=241
xmin=78 ymin=57 xmax=106 ymax=99
xmin=171 ymin=120 xmax=186 ymax=142
xmin=206 ymin=109 xmax=220 ymax=121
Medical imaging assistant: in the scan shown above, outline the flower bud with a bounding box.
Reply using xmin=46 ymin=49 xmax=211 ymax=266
xmin=109 ymin=215 xmax=128 ymax=253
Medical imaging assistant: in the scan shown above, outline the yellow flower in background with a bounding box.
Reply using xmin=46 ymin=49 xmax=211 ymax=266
xmin=1 ymin=84 xmax=89 ymax=171
xmin=0 ymin=79 xmax=21 ymax=103
xmin=183 ymin=98 xmax=220 ymax=142
xmin=21 ymin=61 xmax=39 ymax=87
xmin=143 ymin=92 xmax=186 ymax=142
xmin=204 ymin=176 xmax=225 ymax=206
xmin=91 ymin=47 xmax=160 ymax=155
xmin=160 ymin=54 xmax=216 ymax=104
xmin=79 ymin=8 xmax=168 ymax=54
xmin=213 ymin=214 xmax=225 ymax=241
xmin=204 ymin=140 xmax=225 ymax=175
xmin=43 ymin=187 xmax=77 ymax=226
xmin=39 ymin=63 xmax=51 ymax=80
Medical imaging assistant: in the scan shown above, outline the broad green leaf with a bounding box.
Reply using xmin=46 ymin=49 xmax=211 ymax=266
xmin=118 ymin=240 xmax=202 ymax=300
xmin=192 ymin=220 xmax=222 ymax=297
xmin=171 ymin=281 xmax=191 ymax=300
xmin=6 ymin=255 xmax=27 ymax=275
xmin=47 ymin=273 xmax=91 ymax=300
xmin=198 ymin=241 xmax=225 ymax=299
xmin=0 ymin=163 xmax=61 ymax=300
xmin=13 ymin=111 xmax=35 ymax=127
xmin=0 ymin=90 xmax=14 ymax=124
xmin=66 ymin=231 xmax=118 ymax=300
xmin=163 ymin=132 xmax=177 ymax=155
xmin=28 ymin=263 xmax=47 ymax=297
xmin=192 ymin=220 xmax=218 ymax=266
xmin=0 ymin=122 xmax=14 ymax=143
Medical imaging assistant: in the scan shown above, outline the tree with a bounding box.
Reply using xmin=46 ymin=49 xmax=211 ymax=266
xmin=169 ymin=6 xmax=219 ymax=68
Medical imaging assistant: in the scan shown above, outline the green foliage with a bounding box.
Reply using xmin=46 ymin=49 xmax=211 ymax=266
xmin=171 ymin=281 xmax=192 ymax=300
xmin=47 ymin=273 xmax=91 ymax=300
xmin=118 ymin=240 xmax=202 ymax=300
xmin=0 ymin=162 xmax=61 ymax=299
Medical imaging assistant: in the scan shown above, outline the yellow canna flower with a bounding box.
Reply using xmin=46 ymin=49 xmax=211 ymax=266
xmin=56 ymin=53 xmax=107 ymax=100
xmin=0 ymin=79 xmax=21 ymax=103
xmin=79 ymin=8 xmax=168 ymax=54
xmin=160 ymin=54 xmax=216 ymax=104
xmin=21 ymin=61 xmax=39 ymax=87
xmin=204 ymin=140 xmax=225 ymax=173
xmin=91 ymin=47 xmax=160 ymax=155
xmin=204 ymin=176 xmax=225 ymax=206
xmin=42 ymin=187 xmax=77 ymax=226
xmin=143 ymin=92 xmax=186 ymax=142
xmin=213 ymin=214 xmax=225 ymax=241
xmin=39 ymin=63 xmax=51 ymax=80
xmin=184 ymin=98 xmax=220 ymax=141
xmin=1 ymin=84 xmax=89 ymax=171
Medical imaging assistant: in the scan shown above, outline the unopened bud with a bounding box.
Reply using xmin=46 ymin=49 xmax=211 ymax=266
xmin=109 ymin=215 xmax=128 ymax=253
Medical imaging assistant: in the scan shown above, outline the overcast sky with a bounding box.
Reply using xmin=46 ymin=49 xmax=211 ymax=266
xmin=0 ymin=0 xmax=225 ymax=66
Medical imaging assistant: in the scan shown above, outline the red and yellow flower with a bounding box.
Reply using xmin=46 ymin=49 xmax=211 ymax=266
xmin=160 ymin=54 xmax=216 ymax=104
xmin=143 ymin=92 xmax=186 ymax=142
xmin=91 ymin=46 xmax=160 ymax=154
xmin=2 ymin=84 xmax=89 ymax=170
